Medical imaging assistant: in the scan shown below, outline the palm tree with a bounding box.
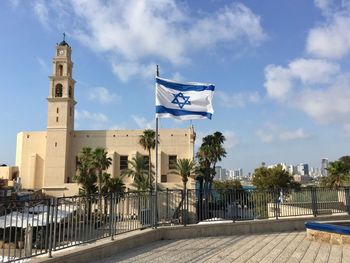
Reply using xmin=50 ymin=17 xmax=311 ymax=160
xmin=101 ymin=172 xmax=126 ymax=214
xmin=121 ymin=154 xmax=150 ymax=191
xmin=196 ymin=132 xmax=226 ymax=220
xmin=170 ymin=158 xmax=197 ymax=193
xmin=74 ymin=147 xmax=97 ymax=196
xmin=197 ymin=132 xmax=226 ymax=190
xmin=74 ymin=147 xmax=98 ymax=219
xmin=322 ymin=160 xmax=349 ymax=188
xmin=101 ymin=172 xmax=126 ymax=194
xmin=92 ymin=147 xmax=112 ymax=197
xmin=139 ymin=129 xmax=156 ymax=191
xmin=169 ymin=158 xmax=197 ymax=224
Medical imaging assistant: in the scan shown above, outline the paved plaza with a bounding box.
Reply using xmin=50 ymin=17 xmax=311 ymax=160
xmin=95 ymin=231 xmax=350 ymax=263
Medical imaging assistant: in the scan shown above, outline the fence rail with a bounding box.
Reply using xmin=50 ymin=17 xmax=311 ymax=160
xmin=0 ymin=187 xmax=349 ymax=262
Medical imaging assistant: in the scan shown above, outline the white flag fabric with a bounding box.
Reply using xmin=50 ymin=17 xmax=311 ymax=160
xmin=155 ymin=77 xmax=215 ymax=120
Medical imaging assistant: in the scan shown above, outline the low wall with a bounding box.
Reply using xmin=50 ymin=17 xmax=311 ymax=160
xmin=32 ymin=214 xmax=350 ymax=263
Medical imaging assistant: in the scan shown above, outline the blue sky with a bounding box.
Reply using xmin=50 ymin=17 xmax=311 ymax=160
xmin=1 ymin=0 xmax=350 ymax=175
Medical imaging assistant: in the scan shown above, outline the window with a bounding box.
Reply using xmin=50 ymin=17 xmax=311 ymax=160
xmin=69 ymin=86 xmax=72 ymax=98
xmin=58 ymin=65 xmax=63 ymax=76
xmin=56 ymin=107 xmax=59 ymax=114
xmin=169 ymin=155 xmax=177 ymax=169
xmin=161 ymin=174 xmax=167 ymax=183
xmin=56 ymin=117 xmax=59 ymax=122
xmin=120 ymin=156 xmax=128 ymax=170
xmin=55 ymin=84 xmax=63 ymax=97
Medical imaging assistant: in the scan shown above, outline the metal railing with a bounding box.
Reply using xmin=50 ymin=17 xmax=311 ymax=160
xmin=186 ymin=187 xmax=350 ymax=222
xmin=0 ymin=187 xmax=349 ymax=262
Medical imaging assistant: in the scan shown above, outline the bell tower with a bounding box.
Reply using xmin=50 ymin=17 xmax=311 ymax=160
xmin=44 ymin=34 xmax=76 ymax=189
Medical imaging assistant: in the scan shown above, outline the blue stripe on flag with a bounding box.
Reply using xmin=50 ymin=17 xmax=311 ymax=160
xmin=156 ymin=106 xmax=212 ymax=119
xmin=156 ymin=77 xmax=215 ymax=92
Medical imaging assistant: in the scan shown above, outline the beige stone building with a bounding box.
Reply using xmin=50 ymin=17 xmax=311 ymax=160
xmin=15 ymin=40 xmax=195 ymax=196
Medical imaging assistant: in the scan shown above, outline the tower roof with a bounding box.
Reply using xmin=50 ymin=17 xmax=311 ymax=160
xmin=58 ymin=33 xmax=70 ymax=47
xmin=58 ymin=40 xmax=70 ymax=47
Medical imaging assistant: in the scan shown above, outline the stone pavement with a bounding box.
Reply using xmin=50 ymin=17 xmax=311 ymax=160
xmin=95 ymin=232 xmax=350 ymax=263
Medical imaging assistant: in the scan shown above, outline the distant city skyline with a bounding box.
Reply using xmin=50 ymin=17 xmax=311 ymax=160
xmin=1 ymin=1 xmax=350 ymax=175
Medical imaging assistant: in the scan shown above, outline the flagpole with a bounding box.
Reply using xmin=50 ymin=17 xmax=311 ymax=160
xmin=154 ymin=65 xmax=159 ymax=228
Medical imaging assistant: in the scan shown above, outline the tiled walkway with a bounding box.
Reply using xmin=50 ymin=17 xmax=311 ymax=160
xmin=95 ymin=232 xmax=350 ymax=263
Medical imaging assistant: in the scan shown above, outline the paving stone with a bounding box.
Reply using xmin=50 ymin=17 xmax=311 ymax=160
xmin=93 ymin=231 xmax=350 ymax=263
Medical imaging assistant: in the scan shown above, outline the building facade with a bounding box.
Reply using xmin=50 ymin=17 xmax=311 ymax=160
xmin=15 ymin=40 xmax=195 ymax=196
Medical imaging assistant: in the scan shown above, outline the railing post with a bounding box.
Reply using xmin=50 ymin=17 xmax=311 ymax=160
xmin=109 ymin=193 xmax=114 ymax=240
xmin=48 ymin=198 xmax=55 ymax=258
xmin=166 ymin=188 xmax=169 ymax=220
xmin=311 ymin=187 xmax=318 ymax=217
xmin=275 ymin=190 xmax=279 ymax=220
xmin=345 ymin=187 xmax=350 ymax=215
xmin=198 ymin=188 xmax=202 ymax=222
xmin=186 ymin=189 xmax=189 ymax=225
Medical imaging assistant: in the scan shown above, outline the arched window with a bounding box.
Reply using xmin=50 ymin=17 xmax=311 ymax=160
xmin=58 ymin=65 xmax=63 ymax=76
xmin=55 ymin=84 xmax=63 ymax=97
xmin=69 ymin=86 xmax=72 ymax=98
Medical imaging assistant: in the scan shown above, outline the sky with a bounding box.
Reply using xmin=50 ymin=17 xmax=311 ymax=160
xmin=1 ymin=0 xmax=350 ymax=175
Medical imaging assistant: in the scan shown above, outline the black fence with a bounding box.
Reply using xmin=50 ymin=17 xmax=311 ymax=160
xmin=0 ymin=187 xmax=349 ymax=262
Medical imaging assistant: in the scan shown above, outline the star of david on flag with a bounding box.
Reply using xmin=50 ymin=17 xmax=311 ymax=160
xmin=156 ymin=77 xmax=215 ymax=120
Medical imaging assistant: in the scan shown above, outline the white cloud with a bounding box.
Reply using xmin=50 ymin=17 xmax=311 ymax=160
xmin=307 ymin=1 xmax=350 ymax=60
xmin=33 ymin=0 xmax=49 ymax=28
xmin=75 ymin=109 xmax=108 ymax=123
xmin=88 ymin=87 xmax=119 ymax=104
xmin=111 ymin=62 xmax=155 ymax=82
xmin=171 ymin=72 xmax=184 ymax=82
xmin=278 ymin=128 xmax=310 ymax=141
xmin=28 ymin=0 xmax=266 ymax=82
xmin=256 ymin=129 xmax=275 ymax=143
xmin=264 ymin=65 xmax=293 ymax=100
xmin=296 ymin=75 xmax=350 ymax=123
xmin=264 ymin=56 xmax=350 ymax=125
xmin=289 ymin=58 xmax=339 ymax=85
xmin=223 ymin=131 xmax=239 ymax=149
xmin=132 ymin=115 xmax=155 ymax=129
xmin=314 ymin=0 xmax=336 ymax=15
xmin=37 ymin=57 xmax=49 ymax=71
xmin=75 ymin=109 xmax=109 ymax=129
xmin=263 ymin=2 xmax=350 ymax=129
xmin=264 ymin=58 xmax=339 ymax=101
xmin=256 ymin=125 xmax=310 ymax=143
xmin=307 ymin=15 xmax=350 ymax=59
xmin=9 ymin=0 xmax=20 ymax=8
xmin=216 ymin=90 xmax=260 ymax=108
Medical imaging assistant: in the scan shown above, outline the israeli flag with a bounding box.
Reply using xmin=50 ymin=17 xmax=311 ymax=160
xmin=156 ymin=77 xmax=215 ymax=120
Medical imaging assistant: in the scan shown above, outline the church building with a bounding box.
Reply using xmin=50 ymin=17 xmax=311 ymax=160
xmin=15 ymin=39 xmax=195 ymax=196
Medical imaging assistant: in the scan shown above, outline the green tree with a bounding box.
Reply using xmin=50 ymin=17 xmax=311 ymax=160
xmin=122 ymin=154 xmax=151 ymax=191
xmin=139 ymin=129 xmax=156 ymax=191
xmin=252 ymin=164 xmax=300 ymax=190
xmin=92 ymin=147 xmax=112 ymax=197
xmin=321 ymin=160 xmax=350 ymax=188
xmin=196 ymin=131 xmax=227 ymax=191
xmin=101 ymin=172 xmax=125 ymax=194
xmin=212 ymin=179 xmax=243 ymax=190
xmin=170 ymin=158 xmax=197 ymax=193
xmin=100 ymin=172 xmax=126 ymax=214
xmin=74 ymin=147 xmax=98 ymax=196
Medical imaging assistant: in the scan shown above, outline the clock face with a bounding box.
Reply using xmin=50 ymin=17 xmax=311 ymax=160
xmin=59 ymin=50 xmax=64 ymax=55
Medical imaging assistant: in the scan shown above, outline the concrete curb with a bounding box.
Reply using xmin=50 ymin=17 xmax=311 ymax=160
xmin=32 ymin=215 xmax=350 ymax=263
